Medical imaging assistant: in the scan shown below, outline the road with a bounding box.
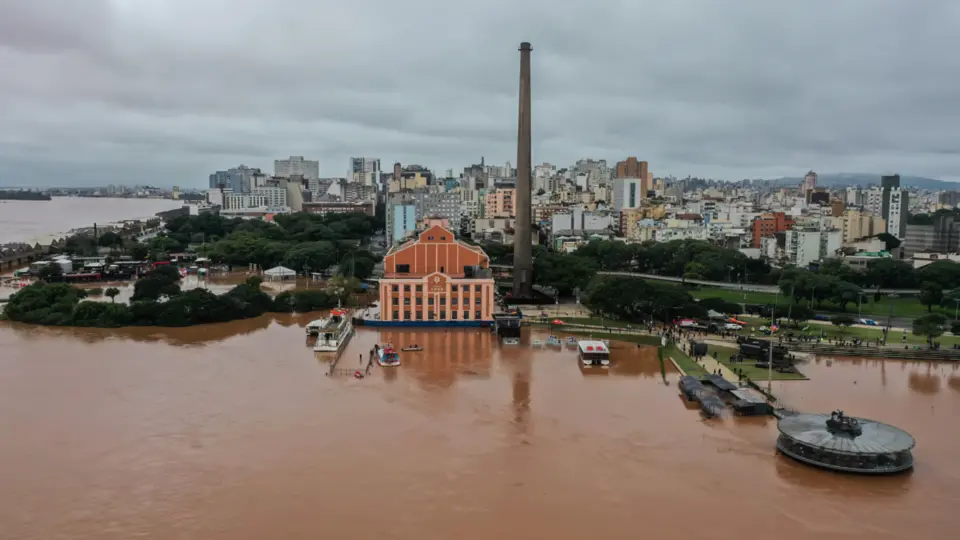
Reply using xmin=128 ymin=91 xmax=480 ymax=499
xmin=597 ymin=272 xmax=922 ymax=295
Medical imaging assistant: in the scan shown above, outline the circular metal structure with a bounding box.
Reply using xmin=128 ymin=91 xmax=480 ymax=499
xmin=776 ymin=411 xmax=915 ymax=474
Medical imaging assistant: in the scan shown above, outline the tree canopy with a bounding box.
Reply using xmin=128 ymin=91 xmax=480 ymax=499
xmin=582 ymin=276 xmax=705 ymax=323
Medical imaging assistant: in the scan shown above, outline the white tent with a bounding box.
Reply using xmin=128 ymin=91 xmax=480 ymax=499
xmin=263 ymin=266 xmax=297 ymax=281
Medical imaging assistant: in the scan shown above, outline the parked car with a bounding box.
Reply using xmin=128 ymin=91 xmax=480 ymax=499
xmin=813 ymin=314 xmax=829 ymax=321
xmin=724 ymin=323 xmax=743 ymax=330
xmin=858 ymin=318 xmax=878 ymax=326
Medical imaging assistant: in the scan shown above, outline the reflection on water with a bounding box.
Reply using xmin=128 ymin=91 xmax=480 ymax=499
xmin=0 ymin=325 xmax=957 ymax=539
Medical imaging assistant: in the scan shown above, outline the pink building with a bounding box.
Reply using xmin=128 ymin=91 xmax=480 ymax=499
xmin=485 ymin=188 xmax=515 ymax=218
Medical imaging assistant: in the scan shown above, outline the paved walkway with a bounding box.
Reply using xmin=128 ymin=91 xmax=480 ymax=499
xmin=680 ymin=337 xmax=740 ymax=383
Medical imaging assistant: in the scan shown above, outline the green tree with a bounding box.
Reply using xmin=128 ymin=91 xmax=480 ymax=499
xmin=919 ymin=281 xmax=944 ymax=313
xmin=105 ymin=287 xmax=120 ymax=303
xmin=913 ymin=313 xmax=946 ymax=347
xmin=129 ymin=243 xmax=150 ymax=260
xmin=37 ymin=263 xmax=63 ymax=282
xmin=831 ymin=314 xmax=855 ymax=337
xmin=131 ymin=267 xmax=182 ymax=302
xmin=697 ymin=297 xmax=742 ymax=315
xmin=97 ymin=231 xmax=123 ymax=248
xmin=534 ymin=252 xmax=598 ymax=296
xmin=918 ymin=261 xmax=960 ymax=290
xmin=788 ymin=304 xmax=815 ymax=326
xmin=950 ymin=320 xmax=960 ymax=335
xmin=864 ymin=258 xmax=916 ymax=289
xmin=683 ymin=261 xmax=708 ymax=280
xmin=281 ymin=241 xmax=337 ymax=274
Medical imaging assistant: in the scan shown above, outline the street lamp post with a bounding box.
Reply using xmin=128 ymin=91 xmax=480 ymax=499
xmin=857 ymin=291 xmax=867 ymax=320
xmin=884 ymin=293 xmax=899 ymax=345
xmin=954 ymin=298 xmax=960 ymax=320
xmin=768 ymin=289 xmax=779 ymax=392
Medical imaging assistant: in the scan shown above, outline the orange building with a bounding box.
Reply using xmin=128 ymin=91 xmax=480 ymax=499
xmin=751 ymin=212 xmax=795 ymax=247
xmin=484 ymin=188 xmax=515 ymax=218
xmin=378 ymin=225 xmax=496 ymax=326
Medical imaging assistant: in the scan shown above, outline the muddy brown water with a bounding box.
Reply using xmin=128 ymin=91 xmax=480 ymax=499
xmin=0 ymin=321 xmax=956 ymax=539
xmin=0 ymin=197 xmax=184 ymax=245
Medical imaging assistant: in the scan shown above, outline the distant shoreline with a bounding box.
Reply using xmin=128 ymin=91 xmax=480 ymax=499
xmin=0 ymin=191 xmax=51 ymax=202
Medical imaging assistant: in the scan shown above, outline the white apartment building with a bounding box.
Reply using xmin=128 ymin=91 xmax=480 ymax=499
xmin=612 ymin=178 xmax=644 ymax=212
xmin=253 ymin=186 xmax=288 ymax=208
xmin=223 ymin=193 xmax=267 ymax=211
xmin=653 ymin=227 xmax=708 ymax=242
xmin=785 ymin=229 xmax=843 ymax=267
xmin=887 ymin=187 xmax=906 ymax=238
xmin=275 ymin=156 xmax=319 ymax=180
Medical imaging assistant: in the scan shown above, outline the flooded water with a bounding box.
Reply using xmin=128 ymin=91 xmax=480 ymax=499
xmin=0 ymin=322 xmax=956 ymax=540
xmin=0 ymin=197 xmax=183 ymax=245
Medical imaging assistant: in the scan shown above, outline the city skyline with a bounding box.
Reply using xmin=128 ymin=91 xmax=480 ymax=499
xmin=2 ymin=0 xmax=960 ymax=186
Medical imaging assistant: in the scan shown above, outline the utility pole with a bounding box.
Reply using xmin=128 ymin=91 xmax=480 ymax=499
xmin=884 ymin=293 xmax=898 ymax=345
xmin=857 ymin=291 xmax=867 ymax=320
xmin=954 ymin=298 xmax=960 ymax=320
xmin=768 ymin=289 xmax=779 ymax=393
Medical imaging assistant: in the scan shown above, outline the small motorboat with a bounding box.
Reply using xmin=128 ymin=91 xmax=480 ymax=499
xmin=377 ymin=345 xmax=401 ymax=367
xmin=565 ymin=336 xmax=578 ymax=347
xmin=503 ymin=337 xmax=520 ymax=345
xmin=401 ymin=345 xmax=423 ymax=352
xmin=531 ymin=339 xmax=543 ymax=347
xmin=546 ymin=335 xmax=562 ymax=347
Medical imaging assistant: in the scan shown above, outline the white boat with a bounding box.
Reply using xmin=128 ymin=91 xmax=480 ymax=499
xmin=578 ymin=340 xmax=610 ymax=367
xmin=503 ymin=337 xmax=520 ymax=345
xmin=531 ymin=339 xmax=543 ymax=347
xmin=312 ymin=307 xmax=354 ymax=357
xmin=565 ymin=336 xmax=578 ymax=347
xmin=377 ymin=345 xmax=401 ymax=367
xmin=546 ymin=335 xmax=562 ymax=347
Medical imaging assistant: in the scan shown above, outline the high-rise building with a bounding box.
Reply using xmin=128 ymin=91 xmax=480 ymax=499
xmin=209 ymin=165 xmax=258 ymax=193
xmin=802 ymin=170 xmax=817 ymax=193
xmin=612 ymin=178 xmax=644 ymax=212
xmin=485 ymin=188 xmax=515 ymax=218
xmin=274 ymin=156 xmax=319 ymax=180
xmin=786 ymin=228 xmax=842 ymax=267
xmin=349 ymin=157 xmax=381 ymax=186
xmin=867 ymin=174 xmax=908 ymax=239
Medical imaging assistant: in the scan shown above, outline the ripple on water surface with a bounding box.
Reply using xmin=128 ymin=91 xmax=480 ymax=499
xmin=0 ymin=323 xmax=956 ymax=539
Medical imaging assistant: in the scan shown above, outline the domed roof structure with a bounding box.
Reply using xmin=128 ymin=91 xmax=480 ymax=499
xmin=776 ymin=410 xmax=915 ymax=474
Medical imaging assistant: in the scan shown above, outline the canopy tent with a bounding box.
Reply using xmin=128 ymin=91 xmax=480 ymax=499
xmin=263 ymin=266 xmax=297 ymax=281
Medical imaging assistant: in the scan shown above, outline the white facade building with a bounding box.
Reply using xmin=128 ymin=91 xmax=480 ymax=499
xmin=785 ymin=229 xmax=843 ymax=267
xmin=274 ymin=156 xmax=319 ymax=180
xmin=253 ymin=186 xmax=288 ymax=209
xmin=612 ymin=178 xmax=644 ymax=212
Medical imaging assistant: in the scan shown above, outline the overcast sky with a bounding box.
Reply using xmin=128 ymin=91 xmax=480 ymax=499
xmin=1 ymin=0 xmax=959 ymax=187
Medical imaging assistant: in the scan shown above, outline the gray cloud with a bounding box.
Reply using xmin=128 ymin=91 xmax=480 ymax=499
xmin=1 ymin=0 xmax=959 ymax=187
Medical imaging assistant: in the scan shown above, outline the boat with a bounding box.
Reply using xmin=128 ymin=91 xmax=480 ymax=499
xmin=531 ymin=339 xmax=543 ymax=347
xmin=401 ymin=346 xmax=423 ymax=352
xmin=377 ymin=345 xmax=401 ymax=366
xmin=503 ymin=337 xmax=520 ymax=345
xmin=311 ymin=306 xmax=354 ymax=357
xmin=546 ymin=335 xmax=562 ymax=347
xmin=578 ymin=340 xmax=610 ymax=367
xmin=565 ymin=336 xmax=578 ymax=347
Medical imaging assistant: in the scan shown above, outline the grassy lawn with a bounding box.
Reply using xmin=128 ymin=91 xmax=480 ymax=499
xmin=731 ymin=315 xmax=960 ymax=347
xmin=665 ymin=344 xmax=707 ymax=377
xmin=556 ymin=316 xmax=633 ymax=328
xmin=690 ymin=285 xmax=949 ymax=319
xmin=703 ymin=343 xmax=807 ymax=381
